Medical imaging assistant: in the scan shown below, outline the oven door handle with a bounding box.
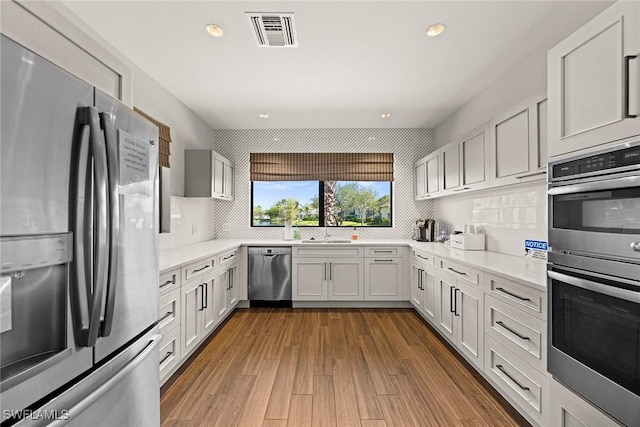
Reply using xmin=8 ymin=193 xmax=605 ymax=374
xmin=548 ymin=175 xmax=640 ymax=195
xmin=548 ymin=270 xmax=640 ymax=304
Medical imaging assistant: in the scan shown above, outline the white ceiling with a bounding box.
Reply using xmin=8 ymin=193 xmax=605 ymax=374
xmin=61 ymin=1 xmax=612 ymax=130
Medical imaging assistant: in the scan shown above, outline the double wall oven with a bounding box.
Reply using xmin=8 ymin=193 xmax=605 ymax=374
xmin=548 ymin=141 xmax=640 ymax=427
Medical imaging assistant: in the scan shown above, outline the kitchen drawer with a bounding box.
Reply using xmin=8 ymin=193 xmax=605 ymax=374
xmin=159 ymin=268 xmax=181 ymax=295
xmin=159 ymin=325 xmax=181 ymax=383
xmin=439 ymin=259 xmax=482 ymax=287
xmin=182 ymin=257 xmax=215 ymax=282
xmin=411 ymin=249 xmax=436 ymax=266
xmin=485 ymin=294 xmax=545 ymax=372
xmin=484 ymin=335 xmax=548 ymax=426
xmin=293 ymin=246 xmax=363 ymax=258
xmin=218 ymin=248 xmax=238 ymax=267
xmin=158 ymin=288 xmax=181 ymax=335
xmin=485 ymin=273 xmax=545 ymax=320
xmin=365 ymin=247 xmax=402 ymax=258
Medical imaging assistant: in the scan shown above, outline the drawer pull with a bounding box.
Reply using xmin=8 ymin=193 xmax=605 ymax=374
xmin=416 ymin=254 xmax=431 ymax=261
xmin=160 ymin=279 xmax=175 ymax=288
xmin=159 ymin=311 xmax=174 ymax=322
xmin=374 ymin=250 xmax=393 ymax=253
xmin=374 ymin=259 xmax=394 ymax=262
xmin=447 ymin=267 xmax=467 ymax=276
xmin=222 ymin=254 xmax=235 ymax=260
xmin=496 ymin=364 xmax=530 ymax=391
xmin=496 ymin=287 xmax=531 ymax=301
xmin=160 ymin=351 xmax=173 ymax=365
xmin=496 ymin=320 xmax=530 ymax=341
xmin=192 ymin=265 xmax=210 ymax=274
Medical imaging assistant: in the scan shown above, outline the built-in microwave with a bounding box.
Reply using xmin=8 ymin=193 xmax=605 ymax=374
xmin=548 ymin=140 xmax=640 ymax=426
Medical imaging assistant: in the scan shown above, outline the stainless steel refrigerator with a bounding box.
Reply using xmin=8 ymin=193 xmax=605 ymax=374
xmin=0 ymin=35 xmax=161 ymax=426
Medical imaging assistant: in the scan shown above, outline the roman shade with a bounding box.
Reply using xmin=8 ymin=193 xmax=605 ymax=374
xmin=250 ymin=153 xmax=394 ymax=181
xmin=134 ymin=107 xmax=172 ymax=168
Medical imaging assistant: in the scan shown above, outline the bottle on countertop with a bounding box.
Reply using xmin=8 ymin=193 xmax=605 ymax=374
xmin=351 ymin=227 xmax=358 ymax=240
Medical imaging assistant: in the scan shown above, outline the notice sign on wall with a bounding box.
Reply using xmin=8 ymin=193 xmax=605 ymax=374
xmin=524 ymin=239 xmax=548 ymax=260
xmin=118 ymin=129 xmax=150 ymax=197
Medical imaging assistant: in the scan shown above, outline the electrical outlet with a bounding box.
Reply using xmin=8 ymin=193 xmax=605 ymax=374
xmin=223 ymin=223 xmax=231 ymax=232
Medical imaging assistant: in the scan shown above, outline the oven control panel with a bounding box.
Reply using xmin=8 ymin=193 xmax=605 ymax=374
xmin=552 ymin=144 xmax=640 ymax=178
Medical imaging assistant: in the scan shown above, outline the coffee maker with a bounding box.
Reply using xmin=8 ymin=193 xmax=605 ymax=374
xmin=413 ymin=219 xmax=435 ymax=242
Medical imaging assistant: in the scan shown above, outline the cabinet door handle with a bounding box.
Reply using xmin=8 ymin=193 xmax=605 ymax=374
xmin=374 ymin=259 xmax=394 ymax=262
xmin=496 ymin=364 xmax=530 ymax=391
xmin=496 ymin=321 xmax=530 ymax=341
xmin=450 ymin=286 xmax=456 ymax=313
xmin=159 ymin=311 xmax=174 ymax=322
xmin=199 ymin=284 xmax=205 ymax=311
xmin=324 ymin=263 xmax=327 ymax=281
xmin=495 ymin=287 xmax=531 ymax=301
xmin=160 ymin=351 xmax=174 ymax=365
xmin=203 ymin=283 xmax=208 ymax=309
xmin=454 ymin=288 xmax=460 ymax=316
xmin=447 ymin=267 xmax=467 ymax=276
xmin=515 ymin=171 xmax=547 ymax=180
xmin=329 ymin=262 xmax=332 ymax=281
xmin=625 ymin=55 xmax=638 ymax=118
xmin=417 ymin=269 xmax=423 ymax=290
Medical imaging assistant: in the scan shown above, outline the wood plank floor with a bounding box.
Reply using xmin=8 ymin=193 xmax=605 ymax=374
xmin=160 ymin=308 xmax=529 ymax=427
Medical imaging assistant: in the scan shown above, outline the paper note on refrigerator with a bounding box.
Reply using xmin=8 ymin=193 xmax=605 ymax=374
xmin=119 ymin=129 xmax=150 ymax=197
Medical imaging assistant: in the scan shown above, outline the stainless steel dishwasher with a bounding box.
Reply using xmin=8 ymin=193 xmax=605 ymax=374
xmin=248 ymin=247 xmax=292 ymax=307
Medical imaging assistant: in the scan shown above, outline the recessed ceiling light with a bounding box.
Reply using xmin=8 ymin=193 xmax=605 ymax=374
xmin=381 ymin=113 xmax=391 ymax=119
xmin=205 ymin=24 xmax=224 ymax=38
xmin=259 ymin=113 xmax=269 ymax=119
xmin=426 ymin=23 xmax=445 ymax=37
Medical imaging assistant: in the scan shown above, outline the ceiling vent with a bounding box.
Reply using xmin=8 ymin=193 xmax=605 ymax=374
xmin=246 ymin=12 xmax=298 ymax=47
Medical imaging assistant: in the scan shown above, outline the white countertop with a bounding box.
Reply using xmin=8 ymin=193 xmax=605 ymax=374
xmin=408 ymin=241 xmax=547 ymax=291
xmin=160 ymin=239 xmax=547 ymax=290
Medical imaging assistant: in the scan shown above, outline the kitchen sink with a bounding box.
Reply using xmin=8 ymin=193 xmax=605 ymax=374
xmin=301 ymin=239 xmax=352 ymax=244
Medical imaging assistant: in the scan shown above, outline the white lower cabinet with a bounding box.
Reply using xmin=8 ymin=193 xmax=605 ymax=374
xmin=435 ymin=272 xmax=484 ymax=369
xmin=485 ymin=335 xmax=548 ymax=426
xmin=485 ymin=294 xmax=546 ymax=372
xmin=158 ymin=287 xmax=181 ymax=384
xmin=181 ymin=271 xmax=216 ymax=357
xmin=548 ymin=378 xmax=621 ymax=427
xmin=158 ymin=326 xmax=180 ymax=384
xmin=364 ymin=247 xmax=404 ymax=300
xmin=292 ymin=247 xmax=365 ymax=301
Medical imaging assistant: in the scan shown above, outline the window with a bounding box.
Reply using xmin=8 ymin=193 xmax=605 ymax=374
xmin=251 ymin=180 xmax=392 ymax=227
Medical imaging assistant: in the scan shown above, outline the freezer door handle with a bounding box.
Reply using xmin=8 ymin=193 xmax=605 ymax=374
xmin=49 ymin=334 xmax=162 ymax=427
xmin=74 ymin=106 xmax=110 ymax=348
xmin=99 ymin=111 xmax=120 ymax=338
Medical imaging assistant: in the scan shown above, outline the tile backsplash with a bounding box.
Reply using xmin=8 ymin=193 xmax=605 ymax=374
xmin=213 ymin=128 xmax=435 ymax=240
xmin=435 ymin=181 xmax=547 ymax=256
xmin=159 ymin=196 xmax=216 ymax=249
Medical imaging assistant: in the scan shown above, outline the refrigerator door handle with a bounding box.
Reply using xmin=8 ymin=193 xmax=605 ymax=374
xmin=75 ymin=106 xmax=110 ymax=348
xmin=48 ymin=334 xmax=161 ymax=427
xmin=99 ymin=112 xmax=120 ymax=338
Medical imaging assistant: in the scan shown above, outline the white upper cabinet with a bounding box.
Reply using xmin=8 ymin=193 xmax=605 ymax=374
xmin=185 ymin=150 xmax=235 ymax=201
xmin=490 ymin=94 xmax=548 ymax=186
xmin=548 ymin=1 xmax=640 ymax=157
xmin=414 ymin=149 xmax=440 ymax=200
xmin=439 ymin=125 xmax=490 ymax=196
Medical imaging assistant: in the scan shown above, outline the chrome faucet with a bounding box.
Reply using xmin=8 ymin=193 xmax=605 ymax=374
xmin=324 ymin=214 xmax=337 ymax=240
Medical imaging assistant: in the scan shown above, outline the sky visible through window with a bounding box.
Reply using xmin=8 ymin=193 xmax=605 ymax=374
xmin=253 ymin=181 xmax=390 ymax=208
